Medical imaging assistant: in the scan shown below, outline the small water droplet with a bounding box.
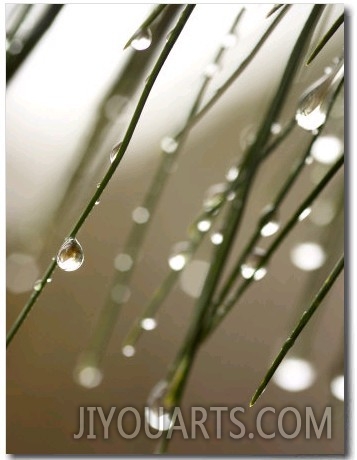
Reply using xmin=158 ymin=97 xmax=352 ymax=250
xmin=57 ymin=238 xmax=84 ymax=272
xmin=295 ymin=60 xmax=344 ymax=131
xmin=203 ymin=183 xmax=227 ymax=212
xmin=97 ymin=182 xmax=101 ymax=189
xmin=310 ymin=135 xmax=343 ymax=165
xmin=241 ymin=248 xmax=267 ymax=281
xmin=270 ymin=122 xmax=282 ymax=135
xmin=168 ymin=242 xmax=190 ymax=271
xmin=141 ymin=317 xmax=157 ymax=331
xmin=298 ymin=207 xmax=311 ymax=222
xmin=34 ymin=280 xmax=42 ymax=291
xmin=132 ymin=206 xmax=150 ymax=224
xmin=110 ymin=141 xmax=122 ymax=163
xmin=260 ymin=205 xmax=280 ymax=237
xmin=74 ymin=365 xmax=103 ymax=389
xmin=122 ymin=345 xmax=136 ymax=357
xmin=221 ymin=33 xmax=237 ymax=49
xmin=111 ymin=284 xmax=131 ymax=304
xmin=211 ymin=232 xmax=224 ymax=245
xmin=131 ymin=28 xmax=152 ymax=51
xmin=95 ymin=200 xmax=100 ymax=205
xmin=197 ymin=219 xmax=212 ymax=233
xmin=47 ymin=278 xmax=52 ymax=283
xmin=227 ymin=191 xmax=236 ymax=201
xmin=226 ymin=165 xmax=239 ymax=182
xmin=114 ymin=253 xmax=133 ymax=272
xmin=290 ymin=242 xmax=326 ymax=271
xmin=203 ymin=63 xmax=219 ymax=78
xmin=305 ymin=155 xmax=314 ymax=165
xmin=145 ymin=380 xmax=172 ymax=431
xmin=161 ymin=136 xmax=178 ymax=154
xmin=324 ymin=66 xmax=332 ymax=75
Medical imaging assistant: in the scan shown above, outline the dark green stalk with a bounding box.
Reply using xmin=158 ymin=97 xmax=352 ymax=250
xmin=6 ymin=5 xmax=196 ymax=349
xmin=208 ymin=155 xmax=344 ymax=334
xmin=7 ymin=5 xmax=63 ymax=83
xmin=159 ymin=10 xmax=325 ymax=452
xmin=6 ymin=4 xmax=33 ymax=42
xmin=266 ymin=4 xmax=284 ymax=18
xmin=124 ymin=4 xmax=169 ymax=49
xmin=250 ymin=255 xmax=344 ymax=406
xmin=307 ymin=13 xmax=344 ymax=65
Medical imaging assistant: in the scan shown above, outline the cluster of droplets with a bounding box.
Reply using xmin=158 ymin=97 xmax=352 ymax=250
xmin=240 ymin=247 xmax=267 ymax=281
xmin=295 ymin=59 xmax=344 ymax=131
xmin=57 ymin=238 xmax=84 ymax=272
xmin=131 ymin=28 xmax=152 ymax=51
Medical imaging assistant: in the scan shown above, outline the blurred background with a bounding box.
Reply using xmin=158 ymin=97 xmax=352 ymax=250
xmin=6 ymin=4 xmax=344 ymax=455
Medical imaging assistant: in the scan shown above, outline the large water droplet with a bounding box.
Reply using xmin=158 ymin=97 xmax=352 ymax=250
xmin=295 ymin=60 xmax=344 ymax=131
xmin=241 ymin=248 xmax=267 ymax=281
xmin=57 ymin=238 xmax=84 ymax=272
xmin=197 ymin=219 xmax=212 ymax=233
xmin=145 ymin=380 xmax=172 ymax=431
xmin=168 ymin=242 xmax=190 ymax=271
xmin=131 ymin=28 xmax=152 ymax=51
xmin=161 ymin=136 xmax=178 ymax=154
xmin=211 ymin=232 xmax=224 ymax=245
xmin=203 ymin=183 xmax=227 ymax=212
xmin=110 ymin=141 xmax=122 ymax=163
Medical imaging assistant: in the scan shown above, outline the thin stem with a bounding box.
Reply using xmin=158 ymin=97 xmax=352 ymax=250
xmin=307 ymin=13 xmax=344 ymax=65
xmin=208 ymin=155 xmax=344 ymax=334
xmin=6 ymin=259 xmax=57 ymax=348
xmin=6 ymin=5 xmax=196 ymax=349
xmin=250 ymin=255 xmax=344 ymax=407
xmin=266 ymin=4 xmax=284 ymax=19
xmin=7 ymin=5 xmax=63 ymax=83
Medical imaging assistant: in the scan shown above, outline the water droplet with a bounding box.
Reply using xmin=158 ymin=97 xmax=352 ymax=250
xmin=110 ymin=141 xmax=122 ymax=163
xmin=203 ymin=63 xmax=219 ymax=78
xmin=132 ymin=206 xmax=150 ymax=224
xmin=145 ymin=380 xmax=172 ymax=431
xmin=211 ymin=232 xmax=224 ymax=245
xmin=122 ymin=345 xmax=136 ymax=357
xmin=226 ymin=165 xmax=239 ymax=182
xmin=34 ymin=280 xmax=42 ymax=291
xmin=290 ymin=242 xmax=326 ymax=271
xmin=95 ymin=200 xmax=100 ymax=205
xmin=111 ymin=284 xmax=131 ymax=304
xmin=310 ymin=135 xmax=343 ymax=165
xmin=324 ymin=66 xmax=332 ymax=75
xmin=295 ymin=60 xmax=344 ymax=131
xmin=260 ymin=205 xmax=280 ymax=237
xmin=226 ymin=191 xmax=236 ymax=201
xmin=131 ymin=28 xmax=152 ymax=51
xmin=97 ymin=182 xmax=101 ymax=189
xmin=221 ymin=33 xmax=237 ymax=48
xmin=168 ymin=242 xmax=190 ymax=271
xmin=298 ymin=207 xmax=311 ymax=222
xmin=47 ymin=278 xmax=52 ymax=283
xmin=270 ymin=122 xmax=282 ymax=135
xmin=305 ymin=155 xmax=314 ymax=165
xmin=141 ymin=317 xmax=157 ymax=331
xmin=57 ymin=238 xmax=84 ymax=272
xmin=161 ymin=136 xmax=178 ymax=154
xmin=203 ymin=184 xmax=227 ymax=212
xmin=114 ymin=253 xmax=133 ymax=272
xmin=197 ymin=219 xmax=212 ymax=233
xmin=74 ymin=365 xmax=103 ymax=389
xmin=241 ymin=248 xmax=266 ymax=280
